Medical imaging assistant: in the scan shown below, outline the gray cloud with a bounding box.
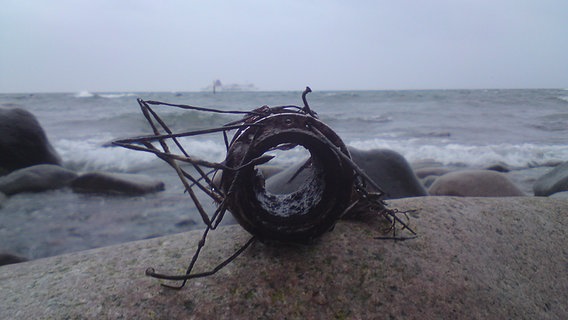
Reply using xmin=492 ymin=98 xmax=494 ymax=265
xmin=1 ymin=0 xmax=567 ymax=92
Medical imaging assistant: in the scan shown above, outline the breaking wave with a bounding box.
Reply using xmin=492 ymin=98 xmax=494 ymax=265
xmin=55 ymin=132 xmax=568 ymax=173
xmin=348 ymin=139 xmax=568 ymax=168
xmin=54 ymin=136 xmax=227 ymax=173
xmin=73 ymin=91 xmax=136 ymax=99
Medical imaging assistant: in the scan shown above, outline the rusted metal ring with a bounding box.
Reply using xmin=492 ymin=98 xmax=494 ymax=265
xmin=221 ymin=112 xmax=354 ymax=243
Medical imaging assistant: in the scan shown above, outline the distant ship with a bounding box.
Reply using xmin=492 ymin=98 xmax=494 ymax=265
xmin=203 ymin=80 xmax=258 ymax=93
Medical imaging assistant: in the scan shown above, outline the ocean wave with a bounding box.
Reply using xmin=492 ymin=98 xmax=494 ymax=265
xmin=74 ymin=91 xmax=95 ymax=98
xmin=322 ymin=113 xmax=392 ymax=124
xmin=322 ymin=92 xmax=360 ymax=98
xmin=98 ymin=93 xmax=136 ymax=99
xmin=55 ymin=138 xmax=158 ymax=172
xmin=73 ymin=91 xmax=136 ymax=99
xmin=54 ymin=136 xmax=227 ymax=173
xmin=556 ymin=95 xmax=568 ymax=103
xmin=53 ymin=132 xmax=566 ymax=173
xmin=343 ymin=114 xmax=392 ymax=123
xmin=348 ymin=140 xmax=568 ymax=168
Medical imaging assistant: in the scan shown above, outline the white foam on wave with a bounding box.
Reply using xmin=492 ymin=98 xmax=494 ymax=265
xmin=54 ymin=136 xmax=227 ymax=173
xmin=98 ymin=93 xmax=136 ymax=99
xmin=74 ymin=91 xmax=95 ymax=98
xmin=54 ymin=131 xmax=565 ymax=174
xmin=349 ymin=139 xmax=568 ymax=168
xmin=169 ymin=137 xmax=227 ymax=163
xmin=73 ymin=91 xmax=136 ymax=99
xmin=55 ymin=138 xmax=158 ymax=172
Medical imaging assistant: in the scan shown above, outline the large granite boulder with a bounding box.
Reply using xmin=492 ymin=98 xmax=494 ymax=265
xmin=0 ymin=197 xmax=566 ymax=319
xmin=0 ymin=108 xmax=61 ymax=172
xmin=429 ymin=170 xmax=525 ymax=197
xmin=0 ymin=164 xmax=78 ymax=195
xmin=71 ymin=172 xmax=165 ymax=195
xmin=348 ymin=147 xmax=428 ymax=199
xmin=533 ymin=161 xmax=568 ymax=196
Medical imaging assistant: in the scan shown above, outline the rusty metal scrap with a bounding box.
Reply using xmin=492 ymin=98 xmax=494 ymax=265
xmin=114 ymin=87 xmax=415 ymax=289
xmin=221 ymin=109 xmax=354 ymax=243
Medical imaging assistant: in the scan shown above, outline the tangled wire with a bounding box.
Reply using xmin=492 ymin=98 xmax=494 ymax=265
xmin=114 ymin=87 xmax=415 ymax=289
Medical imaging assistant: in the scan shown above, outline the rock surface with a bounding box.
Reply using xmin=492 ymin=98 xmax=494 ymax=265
xmin=349 ymin=147 xmax=428 ymax=199
xmin=0 ymin=107 xmax=61 ymax=172
xmin=429 ymin=170 xmax=525 ymax=197
xmin=549 ymin=191 xmax=568 ymax=200
xmin=1 ymin=197 xmax=567 ymax=319
xmin=0 ymin=164 xmax=78 ymax=195
xmin=533 ymin=161 xmax=568 ymax=196
xmin=71 ymin=172 xmax=165 ymax=195
xmin=485 ymin=162 xmax=511 ymax=173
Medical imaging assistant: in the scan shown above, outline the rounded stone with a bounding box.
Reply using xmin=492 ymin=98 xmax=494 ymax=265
xmin=0 ymin=107 xmax=61 ymax=172
xmin=533 ymin=162 xmax=568 ymax=196
xmin=0 ymin=164 xmax=78 ymax=195
xmin=348 ymin=147 xmax=428 ymax=199
xmin=71 ymin=172 xmax=165 ymax=195
xmin=429 ymin=169 xmax=525 ymax=197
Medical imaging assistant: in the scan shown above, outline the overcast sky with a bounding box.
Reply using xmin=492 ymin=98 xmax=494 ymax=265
xmin=1 ymin=0 xmax=567 ymax=93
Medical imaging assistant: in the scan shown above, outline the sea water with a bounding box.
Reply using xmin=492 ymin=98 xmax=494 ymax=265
xmin=1 ymin=89 xmax=567 ymax=258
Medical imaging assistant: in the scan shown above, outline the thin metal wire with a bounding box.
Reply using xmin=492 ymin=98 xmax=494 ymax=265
xmin=114 ymin=87 xmax=416 ymax=289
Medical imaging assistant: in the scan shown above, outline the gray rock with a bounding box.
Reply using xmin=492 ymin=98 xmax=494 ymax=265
xmin=0 ymin=108 xmax=61 ymax=172
xmin=71 ymin=172 xmax=165 ymax=195
xmin=0 ymin=253 xmax=27 ymax=266
xmin=485 ymin=162 xmax=511 ymax=173
xmin=421 ymin=175 xmax=438 ymax=189
xmin=533 ymin=161 xmax=568 ymax=196
xmin=0 ymin=197 xmax=566 ymax=319
xmin=429 ymin=169 xmax=525 ymax=197
xmin=348 ymin=147 xmax=428 ymax=199
xmin=0 ymin=164 xmax=78 ymax=195
xmin=549 ymin=191 xmax=568 ymax=200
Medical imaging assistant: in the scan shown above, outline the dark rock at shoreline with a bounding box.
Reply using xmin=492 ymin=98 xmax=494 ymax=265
xmin=485 ymin=162 xmax=511 ymax=173
xmin=533 ymin=161 xmax=568 ymax=196
xmin=0 ymin=108 xmax=61 ymax=172
xmin=0 ymin=253 xmax=27 ymax=266
xmin=429 ymin=169 xmax=525 ymax=197
xmin=0 ymin=164 xmax=78 ymax=195
xmin=348 ymin=147 xmax=428 ymax=199
xmin=71 ymin=172 xmax=165 ymax=195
